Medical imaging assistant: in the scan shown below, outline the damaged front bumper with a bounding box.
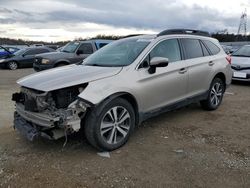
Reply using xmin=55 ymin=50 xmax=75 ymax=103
xmin=13 ymin=99 xmax=89 ymax=141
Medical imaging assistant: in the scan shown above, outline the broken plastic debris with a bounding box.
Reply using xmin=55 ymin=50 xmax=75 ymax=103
xmin=97 ymin=152 xmax=110 ymax=158
xmin=173 ymin=149 xmax=184 ymax=153
xmin=225 ymin=92 xmax=234 ymax=95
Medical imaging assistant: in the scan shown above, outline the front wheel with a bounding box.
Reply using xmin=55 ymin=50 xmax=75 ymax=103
xmin=7 ymin=61 xmax=18 ymax=70
xmin=200 ymin=77 xmax=225 ymax=111
xmin=84 ymin=98 xmax=135 ymax=151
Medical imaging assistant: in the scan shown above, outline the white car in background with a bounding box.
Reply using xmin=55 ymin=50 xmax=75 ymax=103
xmin=231 ymin=45 xmax=250 ymax=81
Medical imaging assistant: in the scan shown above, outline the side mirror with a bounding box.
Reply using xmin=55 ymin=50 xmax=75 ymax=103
xmin=148 ymin=57 xmax=169 ymax=74
xmin=76 ymin=50 xmax=83 ymax=55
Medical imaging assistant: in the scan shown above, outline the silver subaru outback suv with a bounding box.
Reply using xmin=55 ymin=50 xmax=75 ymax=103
xmin=12 ymin=29 xmax=232 ymax=151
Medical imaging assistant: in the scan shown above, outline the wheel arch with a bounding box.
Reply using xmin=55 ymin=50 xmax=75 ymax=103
xmin=54 ymin=60 xmax=70 ymax=67
xmin=213 ymin=72 xmax=226 ymax=88
xmin=97 ymin=92 xmax=140 ymax=126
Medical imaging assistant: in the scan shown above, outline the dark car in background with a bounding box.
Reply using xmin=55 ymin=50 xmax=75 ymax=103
xmin=0 ymin=47 xmax=55 ymax=70
xmin=4 ymin=46 xmax=20 ymax=54
xmin=33 ymin=39 xmax=113 ymax=71
xmin=0 ymin=46 xmax=12 ymax=58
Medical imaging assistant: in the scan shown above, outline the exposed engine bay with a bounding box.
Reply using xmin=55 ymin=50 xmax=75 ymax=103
xmin=12 ymin=84 xmax=89 ymax=141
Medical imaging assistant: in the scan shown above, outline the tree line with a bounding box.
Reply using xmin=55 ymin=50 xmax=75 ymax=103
xmin=1 ymin=34 xmax=250 ymax=45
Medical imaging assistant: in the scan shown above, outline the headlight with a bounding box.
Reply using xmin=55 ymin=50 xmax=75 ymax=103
xmin=0 ymin=59 xmax=6 ymax=63
xmin=41 ymin=59 xmax=50 ymax=64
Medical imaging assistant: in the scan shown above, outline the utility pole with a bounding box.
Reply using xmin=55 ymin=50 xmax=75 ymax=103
xmin=237 ymin=9 xmax=247 ymax=40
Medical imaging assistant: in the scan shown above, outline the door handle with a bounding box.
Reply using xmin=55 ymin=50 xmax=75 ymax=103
xmin=179 ymin=68 xmax=187 ymax=74
xmin=208 ymin=61 xmax=214 ymax=66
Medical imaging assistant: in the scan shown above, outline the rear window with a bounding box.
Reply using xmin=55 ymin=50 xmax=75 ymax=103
xmin=98 ymin=43 xmax=108 ymax=49
xmin=182 ymin=39 xmax=203 ymax=59
xmin=203 ymin=40 xmax=220 ymax=55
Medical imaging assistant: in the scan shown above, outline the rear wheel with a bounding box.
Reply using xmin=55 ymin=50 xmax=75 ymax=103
xmin=7 ymin=61 xmax=18 ymax=70
xmin=200 ymin=77 xmax=225 ymax=111
xmin=84 ymin=98 xmax=135 ymax=151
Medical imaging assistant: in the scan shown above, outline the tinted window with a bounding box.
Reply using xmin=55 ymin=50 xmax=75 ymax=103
xmin=182 ymin=39 xmax=203 ymax=59
xmin=150 ymin=39 xmax=181 ymax=62
xmin=25 ymin=48 xmax=49 ymax=55
xmin=203 ymin=40 xmax=220 ymax=55
xmin=78 ymin=43 xmax=94 ymax=54
xmin=98 ymin=43 xmax=108 ymax=49
xmin=200 ymin=41 xmax=210 ymax=56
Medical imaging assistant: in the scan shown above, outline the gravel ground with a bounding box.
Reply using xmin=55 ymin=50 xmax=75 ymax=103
xmin=0 ymin=68 xmax=250 ymax=188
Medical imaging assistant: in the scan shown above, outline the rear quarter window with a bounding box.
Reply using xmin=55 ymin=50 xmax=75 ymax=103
xmin=202 ymin=40 xmax=220 ymax=55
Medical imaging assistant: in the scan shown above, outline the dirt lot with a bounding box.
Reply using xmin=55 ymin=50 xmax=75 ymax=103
xmin=0 ymin=68 xmax=249 ymax=188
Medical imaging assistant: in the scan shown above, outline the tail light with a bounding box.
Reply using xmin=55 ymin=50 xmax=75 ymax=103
xmin=226 ymin=55 xmax=231 ymax=64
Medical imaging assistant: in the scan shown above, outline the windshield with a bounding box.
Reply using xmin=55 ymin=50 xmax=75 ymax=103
xmin=232 ymin=46 xmax=250 ymax=57
xmin=62 ymin=42 xmax=80 ymax=53
xmin=84 ymin=38 xmax=151 ymax=67
xmin=14 ymin=48 xmax=27 ymax=56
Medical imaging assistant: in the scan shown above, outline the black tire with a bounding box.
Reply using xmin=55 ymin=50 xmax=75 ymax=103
xmin=55 ymin=63 xmax=67 ymax=67
xmin=7 ymin=61 xmax=18 ymax=70
xmin=200 ymin=77 xmax=225 ymax=111
xmin=84 ymin=98 xmax=135 ymax=151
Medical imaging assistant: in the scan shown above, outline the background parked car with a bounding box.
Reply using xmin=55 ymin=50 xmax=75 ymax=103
xmin=231 ymin=45 xmax=250 ymax=81
xmin=33 ymin=39 xmax=113 ymax=71
xmin=4 ymin=46 xmax=20 ymax=54
xmin=0 ymin=47 xmax=55 ymax=70
xmin=0 ymin=46 xmax=12 ymax=58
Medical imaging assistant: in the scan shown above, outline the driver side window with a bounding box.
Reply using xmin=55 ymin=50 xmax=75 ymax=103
xmin=150 ymin=39 xmax=181 ymax=62
xmin=139 ymin=39 xmax=181 ymax=69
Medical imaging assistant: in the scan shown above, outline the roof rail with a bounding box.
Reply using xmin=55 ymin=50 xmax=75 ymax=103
xmin=157 ymin=29 xmax=210 ymax=37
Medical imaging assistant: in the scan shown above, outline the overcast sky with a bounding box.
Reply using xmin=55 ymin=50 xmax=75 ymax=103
xmin=0 ymin=0 xmax=249 ymax=42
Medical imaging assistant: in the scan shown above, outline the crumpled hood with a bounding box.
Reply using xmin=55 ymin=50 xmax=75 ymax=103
xmin=231 ymin=56 xmax=250 ymax=68
xmin=17 ymin=64 xmax=122 ymax=91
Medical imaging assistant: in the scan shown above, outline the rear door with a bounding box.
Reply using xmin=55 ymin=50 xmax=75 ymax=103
xmin=136 ymin=38 xmax=189 ymax=113
xmin=181 ymin=38 xmax=213 ymax=97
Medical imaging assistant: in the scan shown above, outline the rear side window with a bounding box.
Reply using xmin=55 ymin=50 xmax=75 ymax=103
xmin=181 ymin=39 xmax=203 ymax=59
xmin=98 ymin=43 xmax=108 ymax=49
xmin=202 ymin=40 xmax=220 ymax=55
xmin=150 ymin=39 xmax=181 ymax=62
xmin=200 ymin=41 xmax=210 ymax=56
xmin=25 ymin=48 xmax=49 ymax=55
xmin=78 ymin=43 xmax=94 ymax=54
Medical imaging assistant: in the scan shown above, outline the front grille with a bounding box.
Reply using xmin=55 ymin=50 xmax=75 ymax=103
xmin=231 ymin=66 xmax=250 ymax=71
xmin=34 ymin=57 xmax=42 ymax=65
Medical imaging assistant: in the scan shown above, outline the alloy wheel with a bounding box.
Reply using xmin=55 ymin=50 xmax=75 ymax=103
xmin=8 ymin=62 xmax=18 ymax=70
xmin=100 ymin=106 xmax=131 ymax=145
xmin=210 ymin=82 xmax=223 ymax=107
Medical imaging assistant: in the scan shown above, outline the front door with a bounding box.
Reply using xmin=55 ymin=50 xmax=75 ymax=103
xmin=136 ymin=39 xmax=188 ymax=113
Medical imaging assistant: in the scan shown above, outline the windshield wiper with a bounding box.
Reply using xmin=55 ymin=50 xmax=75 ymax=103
xmin=86 ymin=63 xmax=107 ymax=67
